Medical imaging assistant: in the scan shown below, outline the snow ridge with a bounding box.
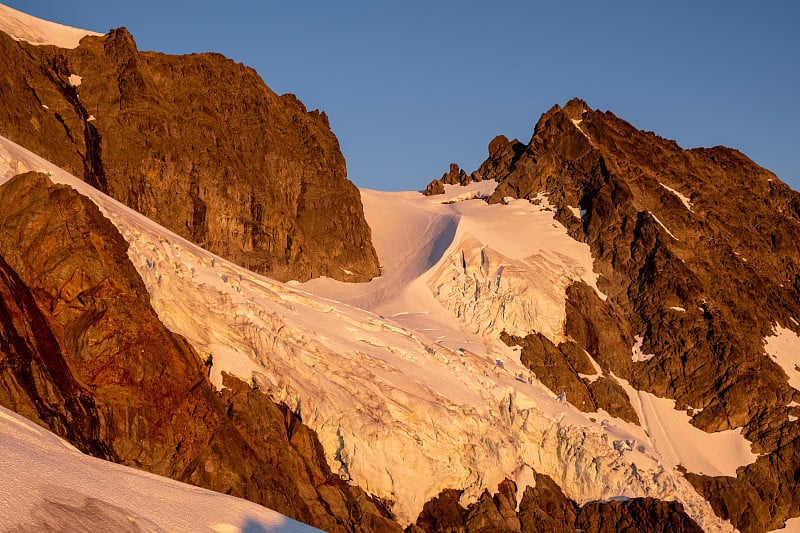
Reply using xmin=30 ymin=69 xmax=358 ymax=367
xmin=0 ymin=3 xmax=102 ymax=48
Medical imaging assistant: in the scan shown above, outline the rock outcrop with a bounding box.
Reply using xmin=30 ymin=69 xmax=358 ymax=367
xmin=0 ymin=172 xmax=398 ymax=532
xmin=410 ymin=473 xmax=703 ymax=533
xmin=427 ymin=98 xmax=800 ymax=532
xmin=0 ymin=26 xmax=379 ymax=282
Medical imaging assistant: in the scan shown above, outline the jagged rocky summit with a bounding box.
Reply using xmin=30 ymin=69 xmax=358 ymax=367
xmin=0 ymin=17 xmax=379 ymax=282
xmin=425 ymin=97 xmax=800 ymax=533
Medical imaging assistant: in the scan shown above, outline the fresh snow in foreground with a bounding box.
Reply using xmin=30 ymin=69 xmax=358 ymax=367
xmin=0 ymin=2 xmax=102 ymax=48
xmin=0 ymin=135 xmax=741 ymax=532
xmin=0 ymin=406 xmax=317 ymax=532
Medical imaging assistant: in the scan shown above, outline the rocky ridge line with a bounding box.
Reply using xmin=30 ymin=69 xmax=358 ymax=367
xmin=424 ymin=98 xmax=800 ymax=532
xmin=0 ymin=24 xmax=379 ymax=283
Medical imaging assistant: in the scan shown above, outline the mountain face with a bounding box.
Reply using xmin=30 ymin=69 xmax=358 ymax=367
xmin=425 ymin=98 xmax=800 ymax=532
xmin=0 ymin=171 xmax=398 ymax=532
xmin=1 ymin=5 xmax=799 ymax=533
xmin=0 ymin=21 xmax=379 ymax=282
xmin=0 ymin=168 xmax=706 ymax=531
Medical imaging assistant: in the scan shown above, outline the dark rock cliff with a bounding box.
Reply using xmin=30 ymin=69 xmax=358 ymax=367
xmin=0 ymin=172 xmax=397 ymax=532
xmin=0 ymin=27 xmax=380 ymax=282
xmin=425 ymin=98 xmax=800 ymax=532
xmin=409 ymin=473 xmax=703 ymax=533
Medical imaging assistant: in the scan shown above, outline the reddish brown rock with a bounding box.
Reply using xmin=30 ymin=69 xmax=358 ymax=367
xmin=0 ymin=27 xmax=379 ymax=282
xmin=424 ymin=163 xmax=478 ymax=195
xmin=500 ymin=331 xmax=638 ymax=422
xmin=410 ymin=473 xmax=702 ymax=533
xmin=437 ymin=98 xmax=800 ymax=531
xmin=0 ymin=172 xmax=398 ymax=532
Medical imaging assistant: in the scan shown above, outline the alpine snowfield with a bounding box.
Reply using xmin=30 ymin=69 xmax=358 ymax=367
xmin=0 ymin=405 xmax=316 ymax=532
xmin=0 ymin=135 xmax=752 ymax=531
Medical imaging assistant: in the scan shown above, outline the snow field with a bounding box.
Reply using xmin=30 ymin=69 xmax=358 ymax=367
xmin=0 ymin=135 xmax=739 ymax=531
xmin=0 ymin=3 xmax=102 ymax=48
xmin=0 ymin=406 xmax=316 ymax=532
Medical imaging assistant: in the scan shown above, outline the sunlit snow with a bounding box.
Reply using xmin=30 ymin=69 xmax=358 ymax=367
xmin=0 ymin=406 xmax=315 ymax=532
xmin=648 ymin=210 xmax=679 ymax=240
xmin=765 ymin=326 xmax=800 ymax=392
xmin=631 ymin=335 xmax=656 ymax=362
xmin=659 ymin=182 xmax=694 ymax=212
xmin=613 ymin=374 xmax=757 ymax=477
xmin=0 ymin=3 xmax=102 ymax=48
xmin=0 ymin=135 xmax=737 ymax=532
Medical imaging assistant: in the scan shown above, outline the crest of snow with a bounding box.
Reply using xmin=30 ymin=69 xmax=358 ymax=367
xmin=765 ymin=326 xmax=800 ymax=391
xmin=613 ymin=374 xmax=757 ymax=477
xmin=648 ymin=210 xmax=679 ymax=240
xmin=659 ymin=182 xmax=693 ymax=212
xmin=68 ymin=74 xmax=82 ymax=87
xmin=768 ymin=516 xmax=800 ymax=533
xmin=0 ymin=136 xmax=733 ymax=532
xmin=670 ymin=306 xmax=686 ymax=312
xmin=578 ymin=350 xmax=603 ymax=383
xmin=0 ymin=3 xmax=102 ymax=49
xmin=0 ymin=406 xmax=314 ymax=532
xmin=632 ymin=335 xmax=656 ymax=362
xmin=789 ymin=317 xmax=798 ymax=326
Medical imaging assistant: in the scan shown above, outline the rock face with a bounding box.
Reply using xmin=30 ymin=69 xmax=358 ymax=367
xmin=427 ymin=98 xmax=800 ymax=532
xmin=410 ymin=473 xmax=703 ymax=533
xmin=0 ymin=26 xmax=379 ymax=282
xmin=0 ymin=172 xmax=398 ymax=532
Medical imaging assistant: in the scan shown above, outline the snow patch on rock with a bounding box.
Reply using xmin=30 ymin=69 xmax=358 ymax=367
xmin=614 ymin=374 xmax=757 ymax=477
xmin=648 ymin=210 xmax=679 ymax=240
xmin=765 ymin=326 xmax=800 ymax=392
xmin=659 ymin=182 xmax=693 ymax=212
xmin=631 ymin=335 xmax=656 ymax=362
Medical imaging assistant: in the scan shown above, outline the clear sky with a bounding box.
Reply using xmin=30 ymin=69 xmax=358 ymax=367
xmin=7 ymin=1 xmax=799 ymax=191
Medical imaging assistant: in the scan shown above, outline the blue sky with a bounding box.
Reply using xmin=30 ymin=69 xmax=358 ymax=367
xmin=8 ymin=1 xmax=799 ymax=191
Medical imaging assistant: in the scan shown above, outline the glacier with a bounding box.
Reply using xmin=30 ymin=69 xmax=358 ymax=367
xmin=0 ymin=135 xmax=748 ymax=531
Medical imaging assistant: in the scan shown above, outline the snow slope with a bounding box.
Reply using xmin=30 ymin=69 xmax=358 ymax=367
xmin=0 ymin=406 xmax=316 ymax=532
xmin=0 ymin=135 xmax=743 ymax=531
xmin=0 ymin=2 xmax=102 ymax=48
xmin=303 ymin=183 xmax=605 ymax=349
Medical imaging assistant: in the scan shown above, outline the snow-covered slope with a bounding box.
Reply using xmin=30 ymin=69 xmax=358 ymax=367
xmin=0 ymin=2 xmax=102 ymax=48
xmin=0 ymin=406 xmax=316 ymax=532
xmin=0 ymin=135 xmax=746 ymax=531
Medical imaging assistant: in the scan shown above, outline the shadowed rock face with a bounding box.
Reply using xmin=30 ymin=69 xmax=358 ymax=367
xmin=0 ymin=172 xmax=398 ymax=532
xmin=0 ymin=27 xmax=379 ymax=282
xmin=427 ymin=98 xmax=800 ymax=532
xmin=410 ymin=473 xmax=703 ymax=533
